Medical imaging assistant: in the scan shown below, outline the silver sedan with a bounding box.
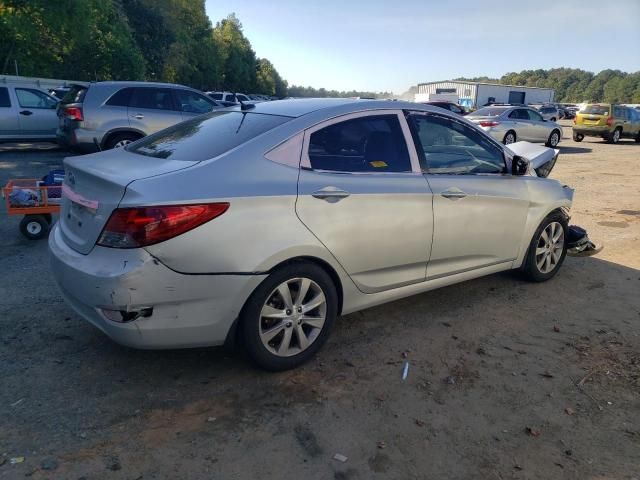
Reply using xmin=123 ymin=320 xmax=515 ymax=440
xmin=49 ymin=99 xmax=573 ymax=370
xmin=467 ymin=105 xmax=563 ymax=147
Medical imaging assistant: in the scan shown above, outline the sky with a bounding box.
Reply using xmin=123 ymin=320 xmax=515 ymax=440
xmin=205 ymin=0 xmax=640 ymax=94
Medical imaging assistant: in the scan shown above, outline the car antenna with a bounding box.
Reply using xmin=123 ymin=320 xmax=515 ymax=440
xmin=235 ymin=92 xmax=255 ymax=111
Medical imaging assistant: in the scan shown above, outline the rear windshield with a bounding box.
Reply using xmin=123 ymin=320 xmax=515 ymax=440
xmin=580 ymin=105 xmax=610 ymax=115
xmin=59 ymin=85 xmax=87 ymax=104
xmin=127 ymin=111 xmax=291 ymax=161
xmin=469 ymin=107 xmax=507 ymax=117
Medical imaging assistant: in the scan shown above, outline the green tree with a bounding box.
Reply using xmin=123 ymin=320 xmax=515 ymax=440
xmin=212 ymin=13 xmax=257 ymax=92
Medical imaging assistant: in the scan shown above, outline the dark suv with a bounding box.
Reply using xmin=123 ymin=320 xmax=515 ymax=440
xmin=56 ymin=81 xmax=223 ymax=151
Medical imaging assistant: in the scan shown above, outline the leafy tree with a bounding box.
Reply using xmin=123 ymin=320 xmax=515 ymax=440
xmin=212 ymin=14 xmax=257 ymax=92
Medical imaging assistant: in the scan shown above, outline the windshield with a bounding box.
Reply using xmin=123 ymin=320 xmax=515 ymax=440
xmin=580 ymin=105 xmax=610 ymax=115
xmin=127 ymin=111 xmax=291 ymax=161
xmin=469 ymin=107 xmax=507 ymax=117
xmin=60 ymin=85 xmax=87 ymax=104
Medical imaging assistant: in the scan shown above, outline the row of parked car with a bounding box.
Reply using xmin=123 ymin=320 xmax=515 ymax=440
xmin=423 ymin=100 xmax=640 ymax=146
xmin=0 ymin=81 xmax=273 ymax=150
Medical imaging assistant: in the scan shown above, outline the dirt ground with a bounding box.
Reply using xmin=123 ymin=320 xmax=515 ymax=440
xmin=1 ymin=122 xmax=639 ymax=480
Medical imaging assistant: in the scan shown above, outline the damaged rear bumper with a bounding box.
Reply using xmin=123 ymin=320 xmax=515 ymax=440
xmin=48 ymin=224 xmax=266 ymax=349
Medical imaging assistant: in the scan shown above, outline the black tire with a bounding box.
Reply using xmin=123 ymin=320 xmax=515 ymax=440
xmin=550 ymin=117 xmax=557 ymax=122
xmin=546 ymin=129 xmax=561 ymax=147
xmin=19 ymin=215 xmax=50 ymax=240
xmin=522 ymin=211 xmax=568 ymax=282
xmin=503 ymin=131 xmax=516 ymax=145
xmin=635 ymin=132 xmax=640 ymax=143
xmin=240 ymin=261 xmax=338 ymax=371
xmin=607 ymin=128 xmax=621 ymax=144
xmin=573 ymin=132 xmax=584 ymax=142
xmin=104 ymin=132 xmax=141 ymax=150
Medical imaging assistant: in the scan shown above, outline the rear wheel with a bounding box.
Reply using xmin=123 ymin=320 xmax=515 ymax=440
xmin=573 ymin=132 xmax=584 ymax=142
xmin=522 ymin=212 xmax=568 ymax=282
xmin=607 ymin=128 xmax=621 ymax=144
xmin=503 ymin=131 xmax=516 ymax=145
xmin=240 ymin=262 xmax=338 ymax=371
xmin=105 ymin=132 xmax=141 ymax=150
xmin=546 ymin=129 xmax=561 ymax=147
xmin=19 ymin=215 xmax=49 ymax=240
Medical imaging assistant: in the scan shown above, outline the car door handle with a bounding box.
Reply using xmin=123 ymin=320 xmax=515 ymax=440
xmin=131 ymin=114 xmax=144 ymax=119
xmin=19 ymin=110 xmax=33 ymax=116
xmin=312 ymin=187 xmax=350 ymax=202
xmin=441 ymin=189 xmax=467 ymax=200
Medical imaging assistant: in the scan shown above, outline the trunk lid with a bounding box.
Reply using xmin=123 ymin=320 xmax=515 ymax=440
xmin=60 ymin=148 xmax=198 ymax=254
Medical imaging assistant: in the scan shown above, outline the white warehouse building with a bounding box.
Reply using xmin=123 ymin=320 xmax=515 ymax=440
xmin=415 ymin=80 xmax=554 ymax=109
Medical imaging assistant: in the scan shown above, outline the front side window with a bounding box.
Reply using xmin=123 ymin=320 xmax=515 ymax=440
xmin=0 ymin=87 xmax=10 ymax=107
xmin=526 ymin=109 xmax=544 ymax=122
xmin=15 ymin=88 xmax=57 ymax=109
xmin=174 ymin=90 xmax=216 ymax=114
xmin=613 ymin=106 xmax=624 ymax=119
xmin=307 ymin=114 xmax=411 ymax=173
xmin=409 ymin=113 xmax=505 ymax=175
xmin=130 ymin=88 xmax=176 ymax=111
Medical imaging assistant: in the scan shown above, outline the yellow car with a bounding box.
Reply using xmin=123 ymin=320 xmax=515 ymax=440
xmin=573 ymin=103 xmax=640 ymax=144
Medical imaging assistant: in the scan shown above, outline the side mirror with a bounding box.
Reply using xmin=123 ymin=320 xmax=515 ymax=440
xmin=512 ymin=155 xmax=529 ymax=176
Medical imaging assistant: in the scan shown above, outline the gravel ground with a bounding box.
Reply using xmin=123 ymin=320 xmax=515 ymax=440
xmin=0 ymin=125 xmax=639 ymax=479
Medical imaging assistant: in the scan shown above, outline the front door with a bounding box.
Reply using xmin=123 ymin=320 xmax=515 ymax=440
xmin=14 ymin=87 xmax=58 ymax=137
xmin=524 ymin=108 xmax=550 ymax=142
xmin=406 ymin=112 xmax=530 ymax=279
xmin=295 ymin=111 xmax=433 ymax=293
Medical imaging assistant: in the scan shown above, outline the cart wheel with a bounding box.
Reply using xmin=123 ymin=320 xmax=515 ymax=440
xmin=20 ymin=215 xmax=50 ymax=240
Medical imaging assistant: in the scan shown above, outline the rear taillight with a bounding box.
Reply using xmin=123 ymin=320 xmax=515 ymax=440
xmin=64 ymin=106 xmax=83 ymax=121
xmin=97 ymin=203 xmax=229 ymax=248
xmin=606 ymin=116 xmax=614 ymax=126
xmin=479 ymin=120 xmax=500 ymax=127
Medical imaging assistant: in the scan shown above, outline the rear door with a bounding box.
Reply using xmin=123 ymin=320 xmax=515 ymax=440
xmin=295 ymin=110 xmax=433 ymax=293
xmin=406 ymin=111 xmax=530 ymax=278
xmin=127 ymin=87 xmax=184 ymax=135
xmin=0 ymin=87 xmax=20 ymax=139
xmin=507 ymin=108 xmax=532 ymax=140
xmin=14 ymin=87 xmax=58 ymax=137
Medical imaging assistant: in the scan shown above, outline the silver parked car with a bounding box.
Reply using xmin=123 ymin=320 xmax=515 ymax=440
xmin=467 ymin=105 xmax=563 ymax=147
xmin=56 ymin=81 xmax=224 ymax=151
xmin=0 ymin=85 xmax=59 ymax=142
xmin=537 ymin=105 xmax=560 ymax=122
xmin=49 ymin=99 xmax=574 ymax=370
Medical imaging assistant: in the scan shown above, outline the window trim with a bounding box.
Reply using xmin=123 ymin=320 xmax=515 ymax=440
xmin=15 ymin=87 xmax=57 ymax=110
xmin=406 ymin=111 xmax=507 ymax=176
xmin=300 ymin=110 xmax=422 ymax=174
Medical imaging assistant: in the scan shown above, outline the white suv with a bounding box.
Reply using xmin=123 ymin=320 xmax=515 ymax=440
xmin=206 ymin=91 xmax=250 ymax=105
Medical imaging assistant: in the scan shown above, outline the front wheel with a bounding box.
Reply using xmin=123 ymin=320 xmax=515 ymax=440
xmin=503 ymin=131 xmax=516 ymax=145
xmin=240 ymin=262 xmax=338 ymax=371
xmin=522 ymin=212 xmax=568 ymax=282
xmin=546 ymin=130 xmax=561 ymax=148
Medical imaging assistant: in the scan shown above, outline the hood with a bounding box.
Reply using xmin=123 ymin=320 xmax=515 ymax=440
xmin=505 ymin=141 xmax=559 ymax=178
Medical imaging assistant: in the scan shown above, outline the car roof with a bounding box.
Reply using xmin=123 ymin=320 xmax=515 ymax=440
xmin=225 ymin=98 xmax=428 ymax=118
xmin=86 ymin=81 xmax=193 ymax=89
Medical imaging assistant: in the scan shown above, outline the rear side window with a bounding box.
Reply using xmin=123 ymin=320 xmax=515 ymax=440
xmin=60 ymin=85 xmax=87 ymax=104
xmin=127 ymin=111 xmax=291 ymax=161
xmin=105 ymin=88 xmax=133 ymax=107
xmin=308 ymin=115 xmax=411 ymax=172
xmin=0 ymin=87 xmax=10 ymax=107
xmin=130 ymin=88 xmax=176 ymax=111
xmin=209 ymin=93 xmax=223 ymax=100
xmin=613 ymin=106 xmax=624 ymax=118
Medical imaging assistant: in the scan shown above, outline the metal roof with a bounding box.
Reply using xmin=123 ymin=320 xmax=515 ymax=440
xmin=418 ymin=80 xmax=554 ymax=91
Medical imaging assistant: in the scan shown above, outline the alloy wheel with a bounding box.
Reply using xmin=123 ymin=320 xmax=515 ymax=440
xmin=114 ymin=139 xmax=133 ymax=148
xmin=550 ymin=132 xmax=559 ymax=147
xmin=612 ymin=129 xmax=620 ymax=143
xmin=259 ymin=277 xmax=327 ymax=357
xmin=535 ymin=221 xmax=564 ymax=274
xmin=505 ymin=133 xmax=515 ymax=144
